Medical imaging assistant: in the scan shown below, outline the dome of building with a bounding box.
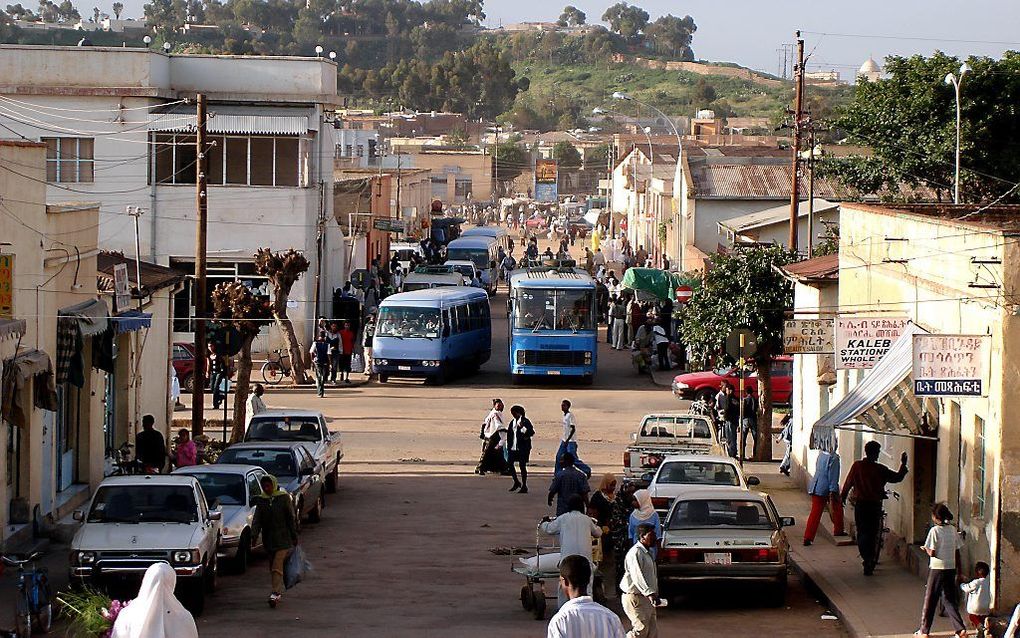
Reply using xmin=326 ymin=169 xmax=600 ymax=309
xmin=859 ymin=57 xmax=880 ymax=75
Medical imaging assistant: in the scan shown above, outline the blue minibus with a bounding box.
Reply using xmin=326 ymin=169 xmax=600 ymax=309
xmin=373 ymin=287 xmax=491 ymax=384
xmin=507 ymin=267 xmax=597 ymax=384
xmin=462 ymin=226 xmax=511 ymax=254
xmin=446 ymin=236 xmax=499 ymax=294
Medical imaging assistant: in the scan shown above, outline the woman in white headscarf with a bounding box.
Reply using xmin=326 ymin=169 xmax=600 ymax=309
xmin=627 ymin=489 xmax=662 ymax=559
xmin=111 ymin=562 xmax=198 ymax=638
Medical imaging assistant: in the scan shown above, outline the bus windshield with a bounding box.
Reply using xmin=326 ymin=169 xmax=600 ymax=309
xmin=447 ymin=248 xmax=489 ymax=269
xmin=377 ymin=306 xmax=442 ymax=338
xmin=514 ymin=288 xmax=594 ymax=331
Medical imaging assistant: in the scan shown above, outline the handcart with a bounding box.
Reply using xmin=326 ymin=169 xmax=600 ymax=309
xmin=510 ymin=522 xmax=606 ymax=620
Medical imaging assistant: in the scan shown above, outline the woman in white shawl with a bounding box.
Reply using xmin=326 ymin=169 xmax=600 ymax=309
xmin=627 ymin=489 xmax=662 ymax=559
xmin=111 ymin=562 xmax=198 ymax=638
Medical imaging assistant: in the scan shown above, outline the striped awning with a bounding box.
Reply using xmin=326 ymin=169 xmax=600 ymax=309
xmin=149 ymin=106 xmax=314 ymax=135
xmin=0 ymin=318 xmax=26 ymax=342
xmin=810 ymin=322 xmax=931 ymax=452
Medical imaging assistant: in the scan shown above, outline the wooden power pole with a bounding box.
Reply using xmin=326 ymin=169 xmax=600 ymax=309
xmin=191 ymin=93 xmax=208 ymax=437
xmin=788 ymin=33 xmax=805 ymax=253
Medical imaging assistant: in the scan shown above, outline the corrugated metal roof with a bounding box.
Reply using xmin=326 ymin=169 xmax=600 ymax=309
xmin=690 ymin=163 xmax=845 ymax=200
xmin=149 ymin=105 xmax=314 ymax=135
xmin=719 ymin=199 xmax=839 ymax=233
xmin=780 ymin=253 xmax=839 ymax=282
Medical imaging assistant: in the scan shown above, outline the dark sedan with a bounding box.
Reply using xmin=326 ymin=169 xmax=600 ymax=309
xmin=216 ymin=442 xmax=325 ymax=529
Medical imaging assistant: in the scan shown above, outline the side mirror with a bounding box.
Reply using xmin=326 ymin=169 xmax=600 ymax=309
xmin=630 ymin=432 xmax=637 ymax=443
xmin=208 ymin=510 xmax=222 ymax=521
xmin=746 ymin=476 xmax=761 ymax=486
xmin=72 ymin=510 xmax=84 ymax=522
xmin=780 ymin=516 xmax=795 ymax=527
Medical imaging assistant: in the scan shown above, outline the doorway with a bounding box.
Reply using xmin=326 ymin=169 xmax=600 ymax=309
xmin=911 ymin=436 xmax=938 ymax=544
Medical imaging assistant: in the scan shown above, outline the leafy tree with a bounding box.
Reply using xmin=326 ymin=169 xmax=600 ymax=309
xmin=254 ymin=247 xmax=311 ymax=385
xmin=693 ymin=78 xmax=716 ymax=104
xmin=557 ymin=4 xmax=585 ymax=27
xmin=56 ymin=0 xmax=77 ymax=19
xmin=210 ymin=281 xmax=273 ymax=442
xmin=552 ymin=141 xmax=582 ymax=168
xmin=822 ymin=51 xmax=1020 ymax=203
xmin=601 ymin=2 xmax=648 ymax=40
xmin=111 ymin=1 xmax=121 ymax=18
xmin=588 ymin=143 xmax=610 ymax=167
xmin=492 ymin=139 xmax=527 ymax=197
xmin=6 ymin=3 xmax=34 ymax=19
xmin=644 ymin=13 xmax=696 ymax=60
xmin=678 ymin=245 xmax=796 ymax=461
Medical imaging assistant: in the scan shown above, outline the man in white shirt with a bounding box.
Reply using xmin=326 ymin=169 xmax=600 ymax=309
xmin=556 ymin=399 xmax=591 ymax=478
xmin=547 ymin=555 xmax=625 ymax=638
xmin=245 ymin=383 xmax=267 ymax=426
xmin=620 ymin=525 xmax=659 ymax=638
xmin=475 ymin=398 xmax=505 ymax=475
xmin=539 ymin=495 xmax=602 ymax=609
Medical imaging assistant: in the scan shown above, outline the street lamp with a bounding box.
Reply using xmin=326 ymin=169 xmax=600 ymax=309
xmin=314 ymin=45 xmax=324 ymax=57
xmin=944 ymin=62 xmax=971 ymax=205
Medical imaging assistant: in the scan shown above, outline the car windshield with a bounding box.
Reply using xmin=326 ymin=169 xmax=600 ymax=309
xmin=446 ymin=247 xmax=489 ymax=268
xmin=667 ymin=499 xmax=775 ymax=530
xmin=188 ymin=472 xmax=246 ymax=506
xmin=640 ymin=417 xmax=712 ymax=439
xmin=377 ymin=307 xmax=442 ymax=338
xmin=88 ymin=485 xmax=198 ymax=523
xmin=514 ymin=288 xmax=594 ymax=331
xmin=393 ymin=249 xmax=417 ymax=261
xmin=219 ymin=448 xmax=297 ymax=478
xmin=248 ymin=417 xmax=322 ymax=442
xmin=655 ymin=462 xmax=740 ymax=486
xmin=449 ymin=264 xmax=474 ymax=278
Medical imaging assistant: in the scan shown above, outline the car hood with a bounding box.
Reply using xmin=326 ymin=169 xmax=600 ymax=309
xmin=73 ymin=522 xmax=207 ymax=551
xmin=672 ymin=370 xmax=727 ymax=385
xmin=661 ymin=527 xmax=777 ymax=547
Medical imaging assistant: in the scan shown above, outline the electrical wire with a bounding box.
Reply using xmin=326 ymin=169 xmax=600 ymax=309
xmin=0 ymin=96 xmax=190 ymax=113
xmin=799 ymin=30 xmax=1020 ymax=47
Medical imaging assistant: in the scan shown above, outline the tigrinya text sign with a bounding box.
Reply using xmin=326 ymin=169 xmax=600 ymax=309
xmin=834 ymin=316 xmax=910 ymax=369
xmin=912 ymin=334 xmax=989 ymax=397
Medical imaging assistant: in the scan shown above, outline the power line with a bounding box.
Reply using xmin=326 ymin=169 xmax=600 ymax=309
xmin=800 ymin=30 xmax=1020 ymax=47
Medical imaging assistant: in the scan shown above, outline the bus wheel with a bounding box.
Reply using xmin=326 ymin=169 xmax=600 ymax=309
xmin=378 ymin=374 xmax=389 ymax=383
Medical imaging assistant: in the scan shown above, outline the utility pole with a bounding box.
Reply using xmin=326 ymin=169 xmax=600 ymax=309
xmin=191 ymin=93 xmax=208 ymax=437
xmin=312 ymin=180 xmax=325 ymax=321
xmin=127 ymin=206 xmax=143 ymax=310
xmin=788 ymin=33 xmax=804 ymax=253
xmin=493 ymin=125 xmax=499 ymax=200
xmin=807 ymin=125 xmax=816 ymax=256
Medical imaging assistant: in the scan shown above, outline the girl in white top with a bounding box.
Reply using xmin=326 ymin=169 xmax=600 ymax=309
xmin=915 ymin=503 xmax=967 ymax=638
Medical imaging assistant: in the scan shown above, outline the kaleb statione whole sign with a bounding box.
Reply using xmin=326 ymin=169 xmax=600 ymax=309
xmin=834 ymin=316 xmax=910 ymax=369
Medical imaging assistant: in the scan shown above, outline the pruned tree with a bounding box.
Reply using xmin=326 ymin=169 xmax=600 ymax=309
xmin=254 ymin=247 xmax=311 ymax=385
xmin=211 ymin=281 xmax=273 ymax=442
xmin=111 ymin=1 xmax=122 ymax=18
xmin=678 ymin=245 xmax=796 ymax=461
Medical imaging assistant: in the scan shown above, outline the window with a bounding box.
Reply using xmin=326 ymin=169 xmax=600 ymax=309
xmin=151 ymin=133 xmax=306 ymax=187
xmin=43 ymin=137 xmax=94 ymax=183
xmin=975 ymin=416 xmax=986 ymax=518
xmin=247 ymin=473 xmax=264 ymax=502
xmin=455 ymin=178 xmax=472 ymax=199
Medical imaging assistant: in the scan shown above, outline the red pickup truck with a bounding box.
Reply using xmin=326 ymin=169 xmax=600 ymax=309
xmin=670 ymin=356 xmax=793 ymax=405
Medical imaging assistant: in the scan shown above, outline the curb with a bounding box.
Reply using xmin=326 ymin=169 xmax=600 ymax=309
xmin=787 ymin=551 xmax=868 ymax=638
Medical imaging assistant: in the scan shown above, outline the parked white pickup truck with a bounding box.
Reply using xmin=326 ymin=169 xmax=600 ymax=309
xmin=622 ymin=413 xmax=723 ymax=485
xmin=245 ymin=409 xmax=344 ymax=493
xmin=69 ymin=475 xmax=222 ymax=614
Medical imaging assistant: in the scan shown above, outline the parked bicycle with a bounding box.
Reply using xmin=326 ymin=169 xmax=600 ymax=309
xmin=106 ymin=441 xmax=142 ymax=475
xmin=869 ymin=490 xmax=900 ymax=571
xmin=261 ymin=349 xmax=292 ymax=385
xmin=2 ymin=552 xmax=52 ymax=637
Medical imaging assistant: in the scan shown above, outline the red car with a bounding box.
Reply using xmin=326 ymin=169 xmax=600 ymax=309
xmin=671 ymin=356 xmax=793 ymax=405
xmin=172 ymin=342 xmax=197 ymax=392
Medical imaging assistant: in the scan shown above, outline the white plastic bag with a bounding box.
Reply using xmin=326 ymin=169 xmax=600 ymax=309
xmin=351 ymin=354 xmax=364 ymax=373
xmin=284 ymin=545 xmax=312 ymax=590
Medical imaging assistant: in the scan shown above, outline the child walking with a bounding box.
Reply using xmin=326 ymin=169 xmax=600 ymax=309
xmin=915 ymin=503 xmax=966 ymax=638
xmin=960 ymin=561 xmax=991 ymax=637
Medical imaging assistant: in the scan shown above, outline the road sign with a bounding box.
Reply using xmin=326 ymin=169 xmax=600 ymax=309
xmin=726 ymin=328 xmax=758 ymax=360
xmin=783 ymin=318 xmax=834 ymax=354
xmin=372 ymin=218 xmax=405 ymax=233
xmin=912 ymin=334 xmax=988 ymax=397
xmin=675 ymin=285 xmax=694 ymax=303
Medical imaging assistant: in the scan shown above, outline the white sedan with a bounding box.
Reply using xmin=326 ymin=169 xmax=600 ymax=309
xmin=645 ymin=454 xmax=760 ymax=521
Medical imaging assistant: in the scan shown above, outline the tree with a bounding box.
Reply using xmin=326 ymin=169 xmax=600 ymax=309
xmin=557 ymin=5 xmax=585 ymax=27
xmin=552 ymin=141 xmax=582 ymax=168
xmin=601 ymin=2 xmax=648 ymax=40
xmin=6 ymin=3 xmax=34 ymax=19
xmin=644 ymin=13 xmax=696 ymax=60
xmin=823 ymin=51 xmax=1020 ymax=203
xmin=254 ymin=247 xmax=311 ymax=385
xmin=492 ymin=138 xmax=527 ymax=197
xmin=678 ymin=245 xmax=796 ymax=462
xmin=111 ymin=1 xmax=121 ymax=18
xmin=693 ymin=78 xmax=716 ymax=104
xmin=210 ymin=281 xmax=273 ymax=442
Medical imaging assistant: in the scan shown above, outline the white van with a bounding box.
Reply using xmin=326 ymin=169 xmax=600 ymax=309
xmin=390 ymin=242 xmax=424 ymax=272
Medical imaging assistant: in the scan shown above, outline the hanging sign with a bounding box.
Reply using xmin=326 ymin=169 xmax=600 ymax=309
xmin=114 ymin=263 xmax=131 ymax=313
xmin=783 ymin=318 xmax=834 ymax=354
xmin=912 ymin=334 xmax=989 ymax=397
xmin=834 ymin=316 xmax=909 ymax=369
xmin=0 ymin=254 xmax=13 ymax=319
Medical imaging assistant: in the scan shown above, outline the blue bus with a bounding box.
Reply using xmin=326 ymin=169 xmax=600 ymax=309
xmin=461 ymin=226 xmax=511 ymax=255
xmin=446 ymin=236 xmax=499 ymax=294
xmin=373 ymin=287 xmax=491 ymax=384
xmin=507 ymin=267 xmax=598 ymax=384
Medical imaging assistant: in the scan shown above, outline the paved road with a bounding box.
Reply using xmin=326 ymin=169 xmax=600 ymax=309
xmin=193 ymin=281 xmax=848 ymax=637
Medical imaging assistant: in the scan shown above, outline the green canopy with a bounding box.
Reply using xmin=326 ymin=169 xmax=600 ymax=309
xmin=622 ymin=268 xmax=700 ymax=302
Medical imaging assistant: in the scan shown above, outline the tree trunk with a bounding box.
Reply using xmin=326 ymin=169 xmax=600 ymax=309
xmin=230 ymin=335 xmax=255 ymax=443
xmin=755 ymin=358 xmax=775 ymax=462
xmin=272 ymin=290 xmax=310 ymax=385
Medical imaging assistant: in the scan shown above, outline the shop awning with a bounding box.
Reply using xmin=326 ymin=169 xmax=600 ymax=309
xmin=58 ymin=298 xmax=109 ymax=337
xmin=149 ymin=106 xmax=314 ymax=135
xmin=1 ymin=349 xmax=58 ymax=425
xmin=810 ymin=322 xmax=930 ymax=452
xmin=110 ymin=310 xmax=152 ymax=334
xmin=0 ymin=318 xmax=26 ymax=342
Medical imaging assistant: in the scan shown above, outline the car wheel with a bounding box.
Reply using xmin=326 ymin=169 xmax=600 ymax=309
xmin=294 ymin=502 xmax=303 ymax=532
xmin=182 ymin=374 xmax=195 ymax=393
xmin=326 ymin=462 xmax=339 ymax=494
xmin=308 ymin=494 xmax=323 ymax=523
xmin=233 ymin=532 xmax=251 ymax=574
xmin=204 ymin=555 xmax=218 ymax=593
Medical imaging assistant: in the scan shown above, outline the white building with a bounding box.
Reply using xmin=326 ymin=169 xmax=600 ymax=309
xmin=0 ymin=45 xmax=347 ymax=350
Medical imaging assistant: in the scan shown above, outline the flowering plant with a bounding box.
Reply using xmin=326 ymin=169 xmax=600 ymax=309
xmin=59 ymin=587 xmax=130 ymax=637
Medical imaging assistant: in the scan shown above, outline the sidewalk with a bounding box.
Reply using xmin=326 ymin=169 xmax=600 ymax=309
xmin=754 ymin=466 xmax=965 ymax=638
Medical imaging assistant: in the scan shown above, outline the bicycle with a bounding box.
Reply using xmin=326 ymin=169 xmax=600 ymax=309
xmin=2 ymin=552 xmax=52 ymax=637
xmin=261 ymin=349 xmax=292 ymax=385
xmin=868 ymin=490 xmax=900 ymax=571
xmin=106 ymin=441 xmax=142 ymax=475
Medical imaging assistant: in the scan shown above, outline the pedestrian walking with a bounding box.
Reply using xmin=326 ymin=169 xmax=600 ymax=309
xmin=628 ymin=490 xmax=661 ymax=560
xmin=556 ymin=400 xmax=591 ymax=477
xmin=173 ymin=428 xmax=196 ymax=468
xmin=651 ymin=322 xmax=670 ymax=371
xmin=960 ymin=561 xmax=991 ymax=637
xmin=715 ymin=382 xmax=739 ymax=457
xmin=475 ymin=398 xmax=506 ymax=475
xmin=309 ymin=331 xmax=331 ymax=397
xmin=134 ymin=414 xmax=166 ymax=474
xmin=506 ymin=404 xmax=534 ymax=494
xmin=109 ymin=562 xmax=198 ymax=638
xmin=611 ymin=296 xmax=628 ymax=350
xmin=778 ymin=413 xmax=793 ymax=476
xmin=548 ymin=453 xmax=590 ymax=516
xmin=840 ymin=441 xmax=908 ymax=575
xmin=338 ymin=321 xmax=356 ymax=383
xmin=252 ymin=475 xmax=298 ymax=608
xmin=546 ymin=554 xmax=625 ymax=638
xmin=539 ymin=494 xmax=602 ymax=609
xmin=915 ymin=503 xmax=967 ymax=638
xmin=803 ymin=448 xmax=845 ymax=545
xmin=739 ymin=387 xmax=759 ymax=459
xmin=620 ymin=524 xmax=660 ymax=638
xmin=245 ymin=383 xmax=267 ymax=428
xmin=326 ymin=322 xmax=341 ymax=384
xmin=362 ymin=314 xmax=376 ymax=377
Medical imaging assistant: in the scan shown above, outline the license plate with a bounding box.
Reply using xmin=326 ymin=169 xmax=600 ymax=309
xmin=398 ymin=366 xmax=411 ymax=371
xmin=704 ymin=552 xmax=732 ymax=565
xmin=546 ymin=370 xmax=560 ymax=375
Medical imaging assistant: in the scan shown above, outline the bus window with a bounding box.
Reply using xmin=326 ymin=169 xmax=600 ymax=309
xmin=376 ymin=306 xmax=441 ymax=338
xmin=515 ymin=289 xmax=594 ymax=331
xmin=456 ymin=304 xmax=470 ymax=333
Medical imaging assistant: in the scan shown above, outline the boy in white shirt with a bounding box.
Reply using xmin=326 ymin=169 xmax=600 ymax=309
xmin=961 ymin=561 xmax=991 ymax=637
